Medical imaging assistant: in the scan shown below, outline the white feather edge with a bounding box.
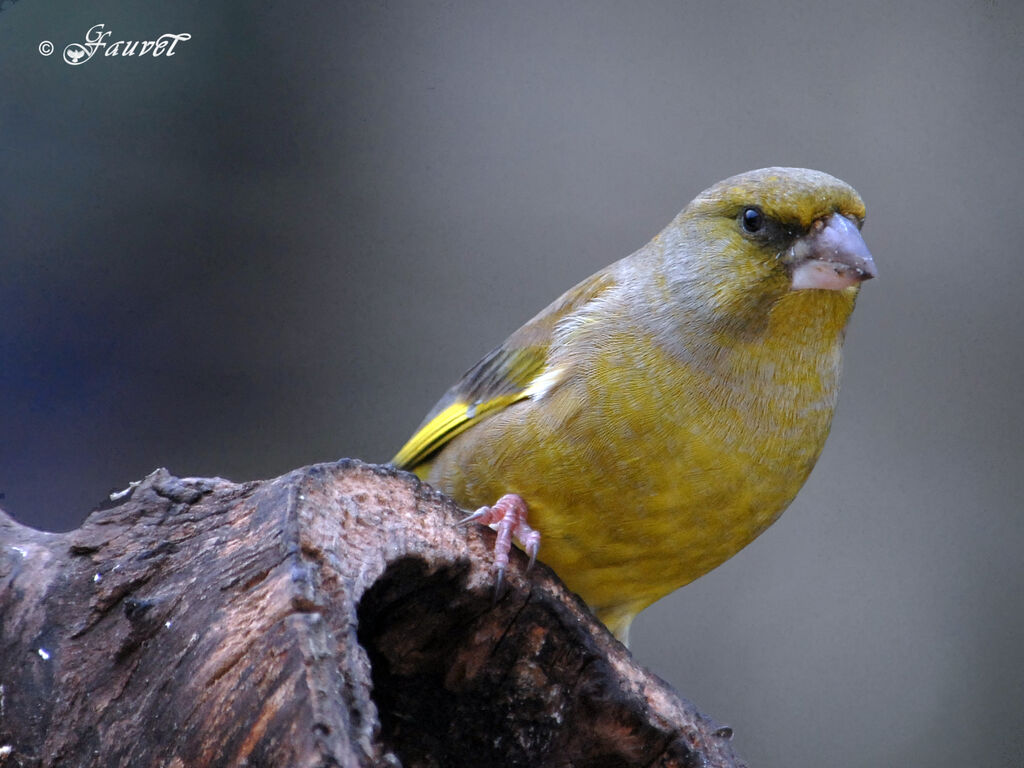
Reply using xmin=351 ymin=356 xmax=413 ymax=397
xmin=522 ymin=365 xmax=565 ymax=401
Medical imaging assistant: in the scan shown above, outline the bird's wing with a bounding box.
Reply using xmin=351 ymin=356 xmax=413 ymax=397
xmin=391 ymin=268 xmax=617 ymax=470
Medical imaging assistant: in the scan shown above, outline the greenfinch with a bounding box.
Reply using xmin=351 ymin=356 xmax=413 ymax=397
xmin=393 ymin=167 xmax=876 ymax=643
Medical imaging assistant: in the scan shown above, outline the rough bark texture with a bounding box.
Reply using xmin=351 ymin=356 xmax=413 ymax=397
xmin=0 ymin=460 xmax=746 ymax=768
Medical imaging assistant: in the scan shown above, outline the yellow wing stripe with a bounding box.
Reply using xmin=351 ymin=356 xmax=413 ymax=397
xmin=392 ymin=393 xmax=526 ymax=469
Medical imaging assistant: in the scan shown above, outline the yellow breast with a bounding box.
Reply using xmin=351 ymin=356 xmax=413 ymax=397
xmin=428 ymin=288 xmax=857 ymax=638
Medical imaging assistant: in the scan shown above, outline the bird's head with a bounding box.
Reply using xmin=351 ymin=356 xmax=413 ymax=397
xmin=665 ymin=167 xmax=876 ymax=332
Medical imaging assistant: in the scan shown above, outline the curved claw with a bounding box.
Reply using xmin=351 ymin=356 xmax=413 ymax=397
xmin=457 ymin=507 xmax=491 ymax=526
xmin=523 ymin=531 xmax=540 ymax=573
xmin=493 ymin=566 xmax=506 ymax=603
xmin=526 ymin=552 xmax=537 ymax=572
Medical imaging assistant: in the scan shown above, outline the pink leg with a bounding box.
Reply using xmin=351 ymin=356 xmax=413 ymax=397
xmin=459 ymin=493 xmax=541 ymax=596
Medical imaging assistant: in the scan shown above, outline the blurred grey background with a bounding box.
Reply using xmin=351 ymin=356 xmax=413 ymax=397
xmin=2 ymin=1 xmax=1022 ymax=765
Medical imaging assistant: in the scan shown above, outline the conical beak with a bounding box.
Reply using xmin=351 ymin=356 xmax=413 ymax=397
xmin=788 ymin=212 xmax=877 ymax=291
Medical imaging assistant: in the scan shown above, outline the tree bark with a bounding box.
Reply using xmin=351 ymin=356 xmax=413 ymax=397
xmin=0 ymin=460 xmax=746 ymax=768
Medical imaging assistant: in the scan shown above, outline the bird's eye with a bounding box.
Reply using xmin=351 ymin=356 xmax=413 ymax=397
xmin=741 ymin=207 xmax=764 ymax=234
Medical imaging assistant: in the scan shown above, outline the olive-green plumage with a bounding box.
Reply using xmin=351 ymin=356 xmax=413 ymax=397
xmin=393 ymin=167 xmax=875 ymax=642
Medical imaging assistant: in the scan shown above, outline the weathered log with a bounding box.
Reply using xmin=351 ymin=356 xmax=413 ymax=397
xmin=0 ymin=460 xmax=745 ymax=767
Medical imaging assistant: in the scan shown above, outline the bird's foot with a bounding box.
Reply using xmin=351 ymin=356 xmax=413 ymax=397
xmin=459 ymin=493 xmax=540 ymax=598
